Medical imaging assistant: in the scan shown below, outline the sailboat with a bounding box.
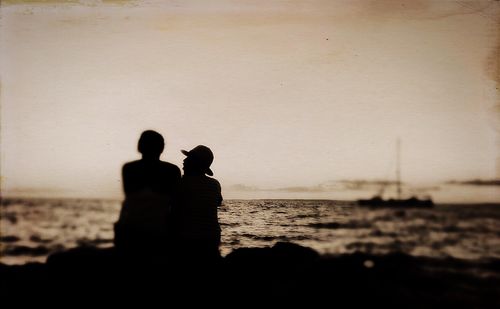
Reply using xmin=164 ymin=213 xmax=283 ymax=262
xmin=357 ymin=139 xmax=434 ymax=208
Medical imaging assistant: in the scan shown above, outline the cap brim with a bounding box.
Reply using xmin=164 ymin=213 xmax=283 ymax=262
xmin=181 ymin=150 xmax=189 ymax=156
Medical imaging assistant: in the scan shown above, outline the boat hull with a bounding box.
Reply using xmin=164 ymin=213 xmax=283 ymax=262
xmin=357 ymin=197 xmax=434 ymax=208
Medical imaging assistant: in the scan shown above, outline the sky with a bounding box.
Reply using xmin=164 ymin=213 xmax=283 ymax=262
xmin=1 ymin=0 xmax=499 ymax=201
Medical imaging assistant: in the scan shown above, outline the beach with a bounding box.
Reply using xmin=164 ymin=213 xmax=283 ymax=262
xmin=1 ymin=198 xmax=500 ymax=306
xmin=2 ymin=0 xmax=499 ymax=305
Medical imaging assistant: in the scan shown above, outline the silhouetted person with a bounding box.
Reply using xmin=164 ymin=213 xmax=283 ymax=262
xmin=171 ymin=145 xmax=223 ymax=263
xmin=114 ymin=130 xmax=181 ymax=258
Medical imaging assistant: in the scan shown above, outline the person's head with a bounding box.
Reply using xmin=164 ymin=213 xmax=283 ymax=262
xmin=138 ymin=130 xmax=164 ymax=158
xmin=181 ymin=145 xmax=214 ymax=176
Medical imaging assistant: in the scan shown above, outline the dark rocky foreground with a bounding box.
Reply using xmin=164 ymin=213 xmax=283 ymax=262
xmin=1 ymin=242 xmax=499 ymax=307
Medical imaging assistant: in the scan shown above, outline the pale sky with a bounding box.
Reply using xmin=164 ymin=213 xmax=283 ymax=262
xmin=1 ymin=0 xmax=499 ymax=201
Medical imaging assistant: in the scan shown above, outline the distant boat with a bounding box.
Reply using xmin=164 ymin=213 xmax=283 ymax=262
xmin=357 ymin=139 xmax=434 ymax=208
xmin=357 ymin=195 xmax=434 ymax=208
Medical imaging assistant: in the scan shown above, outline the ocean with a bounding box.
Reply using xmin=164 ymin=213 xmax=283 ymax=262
xmin=1 ymin=198 xmax=500 ymax=265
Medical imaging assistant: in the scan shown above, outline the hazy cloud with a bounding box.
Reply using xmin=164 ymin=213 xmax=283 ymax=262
xmin=447 ymin=179 xmax=500 ymax=186
xmin=228 ymin=180 xmax=437 ymax=193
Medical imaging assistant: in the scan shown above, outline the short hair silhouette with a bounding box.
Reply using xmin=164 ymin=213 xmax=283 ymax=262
xmin=138 ymin=130 xmax=164 ymax=156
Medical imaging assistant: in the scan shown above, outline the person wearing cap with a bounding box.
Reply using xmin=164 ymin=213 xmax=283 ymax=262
xmin=171 ymin=145 xmax=223 ymax=261
xmin=114 ymin=130 xmax=181 ymax=258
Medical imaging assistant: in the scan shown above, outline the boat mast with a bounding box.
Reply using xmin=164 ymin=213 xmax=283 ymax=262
xmin=396 ymin=138 xmax=402 ymax=200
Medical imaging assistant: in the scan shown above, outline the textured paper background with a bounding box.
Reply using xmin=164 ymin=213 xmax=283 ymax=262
xmin=1 ymin=0 xmax=499 ymax=202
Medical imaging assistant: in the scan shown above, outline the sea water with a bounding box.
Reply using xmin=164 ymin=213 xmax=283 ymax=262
xmin=1 ymin=198 xmax=500 ymax=265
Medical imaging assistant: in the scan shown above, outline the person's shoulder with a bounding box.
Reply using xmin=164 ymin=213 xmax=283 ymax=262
xmin=122 ymin=160 xmax=142 ymax=170
xmin=207 ymin=177 xmax=222 ymax=201
xmin=159 ymin=161 xmax=180 ymax=169
xmin=205 ymin=176 xmax=221 ymax=188
xmin=159 ymin=161 xmax=181 ymax=172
